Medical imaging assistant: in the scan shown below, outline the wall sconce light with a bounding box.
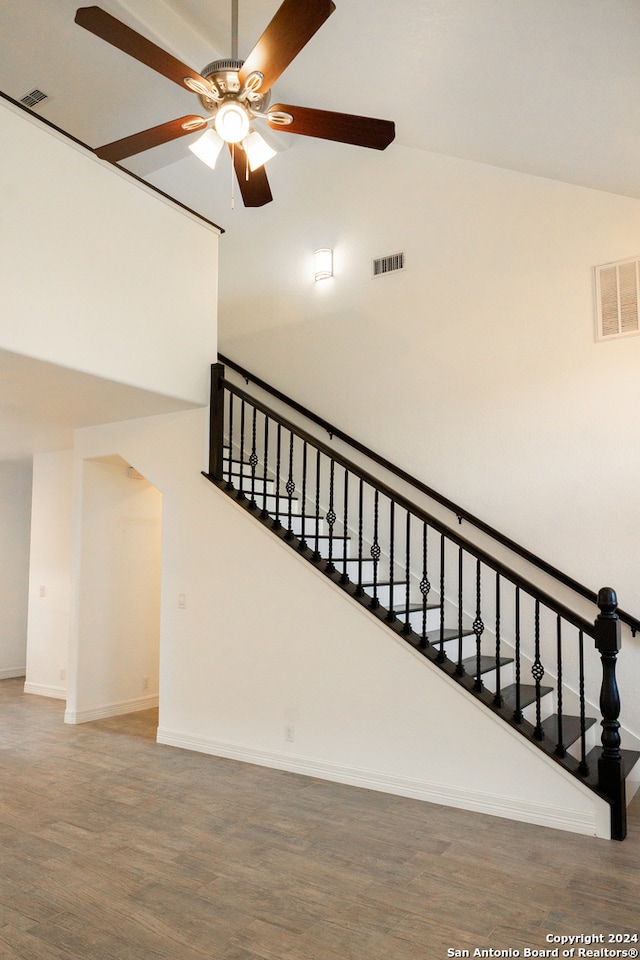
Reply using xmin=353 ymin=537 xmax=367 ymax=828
xmin=314 ymin=248 xmax=333 ymax=281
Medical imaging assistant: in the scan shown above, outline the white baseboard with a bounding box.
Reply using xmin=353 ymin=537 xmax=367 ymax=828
xmin=0 ymin=667 xmax=26 ymax=680
xmin=23 ymin=681 xmax=66 ymax=700
xmin=65 ymin=694 xmax=159 ymax=724
xmin=156 ymin=727 xmax=604 ymax=838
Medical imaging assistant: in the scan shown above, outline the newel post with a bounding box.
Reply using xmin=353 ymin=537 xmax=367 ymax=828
xmin=594 ymin=586 xmax=626 ymax=840
xmin=209 ymin=362 xmax=225 ymax=481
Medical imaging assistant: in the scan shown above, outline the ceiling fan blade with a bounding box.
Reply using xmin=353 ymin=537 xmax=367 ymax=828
xmin=95 ymin=116 xmax=208 ymax=163
xmin=267 ymin=104 xmax=395 ymax=150
xmin=238 ymin=0 xmax=335 ymax=95
xmin=75 ymin=6 xmax=212 ymax=94
xmin=229 ymin=143 xmax=273 ymax=207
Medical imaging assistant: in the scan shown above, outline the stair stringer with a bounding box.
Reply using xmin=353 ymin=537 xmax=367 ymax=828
xmin=160 ymin=476 xmax=611 ymax=838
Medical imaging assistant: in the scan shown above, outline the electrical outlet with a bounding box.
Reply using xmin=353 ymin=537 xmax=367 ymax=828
xmin=285 ymin=723 xmax=295 ymax=742
xmin=143 ymin=676 xmax=149 ymax=691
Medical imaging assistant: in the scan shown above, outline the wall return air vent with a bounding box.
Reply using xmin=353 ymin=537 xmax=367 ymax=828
xmin=372 ymin=251 xmax=405 ymax=278
xmin=594 ymin=257 xmax=640 ymax=341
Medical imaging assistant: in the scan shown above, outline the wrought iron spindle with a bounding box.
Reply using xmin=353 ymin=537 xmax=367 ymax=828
xmin=437 ymin=535 xmax=446 ymax=663
xmin=355 ymin=478 xmax=364 ymax=596
xmin=313 ymin=450 xmax=321 ymax=561
xmin=554 ymin=615 xmax=565 ymax=756
xmin=260 ymin=414 xmax=270 ymax=519
xmin=513 ymin=587 xmax=522 ymax=722
xmin=370 ymin=488 xmax=380 ymax=609
xmin=493 ymin=573 xmax=502 ymax=706
xmin=298 ymin=440 xmax=308 ymax=552
xmin=532 ymin=600 xmax=545 ymax=740
xmin=237 ymin=398 xmax=246 ymax=501
xmin=473 ymin=559 xmax=484 ymax=692
xmin=578 ymin=629 xmax=589 ymax=775
xmin=248 ymin=405 xmax=258 ymax=510
xmin=341 ymin=470 xmax=350 ymax=584
xmin=402 ymin=511 xmax=412 ymax=635
xmin=456 ymin=546 xmax=464 ymax=675
xmin=386 ymin=499 xmax=396 ymax=622
xmin=326 ymin=459 xmax=336 ymax=573
xmin=226 ymin=392 xmax=234 ymax=490
xmin=419 ymin=522 xmax=430 ymax=650
xmin=285 ymin=430 xmax=295 ymax=541
xmin=272 ymin=423 xmax=282 ymax=529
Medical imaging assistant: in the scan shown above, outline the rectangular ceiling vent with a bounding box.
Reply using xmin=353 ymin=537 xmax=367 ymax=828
xmin=20 ymin=88 xmax=48 ymax=109
xmin=594 ymin=257 xmax=640 ymax=341
xmin=372 ymin=251 xmax=405 ymax=278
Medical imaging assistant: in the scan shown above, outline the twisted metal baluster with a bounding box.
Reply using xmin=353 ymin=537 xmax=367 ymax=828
xmin=326 ymin=459 xmax=336 ymax=573
xmin=225 ymin=394 xmax=234 ymax=490
xmin=456 ymin=546 xmax=464 ymax=675
xmin=532 ymin=600 xmax=545 ymax=740
xmin=370 ymin=488 xmax=380 ymax=609
xmin=260 ymin=414 xmax=270 ymax=519
xmin=419 ymin=523 xmax=430 ymax=650
xmin=298 ymin=441 xmax=308 ymax=552
xmin=578 ymin=629 xmax=589 ymax=775
xmin=272 ymin=423 xmax=282 ymax=529
xmin=313 ymin=450 xmax=321 ymax=561
xmin=285 ymin=431 xmax=295 ymax=541
xmin=473 ymin=559 xmax=484 ymax=692
xmin=437 ymin=535 xmax=446 ymax=663
xmin=248 ymin=405 xmax=258 ymax=510
xmin=355 ymin=478 xmax=364 ymax=597
xmin=237 ymin=399 xmax=246 ymax=501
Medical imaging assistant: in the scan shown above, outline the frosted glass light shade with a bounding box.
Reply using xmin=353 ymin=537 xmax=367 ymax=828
xmin=244 ymin=130 xmax=277 ymax=171
xmin=188 ymin=128 xmax=224 ymax=169
xmin=314 ymin=248 xmax=333 ymax=281
xmin=214 ymin=101 xmax=250 ymax=143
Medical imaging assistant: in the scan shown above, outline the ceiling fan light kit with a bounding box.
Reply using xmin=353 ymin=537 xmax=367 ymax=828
xmin=74 ymin=1 xmax=395 ymax=207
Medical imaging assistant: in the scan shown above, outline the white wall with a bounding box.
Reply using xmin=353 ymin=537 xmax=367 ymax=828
xmin=70 ymin=409 xmax=610 ymax=838
xmin=217 ymin=138 xmax=640 ymax=731
xmin=0 ymin=459 xmax=32 ymax=678
xmin=65 ymin=455 xmax=162 ymax=722
xmin=0 ymin=97 xmax=219 ymax=404
xmin=24 ymin=450 xmax=73 ymax=699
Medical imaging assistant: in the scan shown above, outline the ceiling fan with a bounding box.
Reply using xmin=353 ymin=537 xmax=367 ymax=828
xmin=74 ymin=1 xmax=395 ymax=207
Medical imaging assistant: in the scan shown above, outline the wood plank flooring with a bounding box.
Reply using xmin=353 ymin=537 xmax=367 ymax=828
xmin=0 ymin=677 xmax=638 ymax=959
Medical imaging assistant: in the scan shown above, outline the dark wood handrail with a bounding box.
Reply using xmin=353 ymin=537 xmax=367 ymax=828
xmin=219 ymin=353 xmax=640 ymax=635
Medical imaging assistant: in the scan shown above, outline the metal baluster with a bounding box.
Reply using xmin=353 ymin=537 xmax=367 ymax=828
xmin=226 ymin=393 xmax=234 ymax=490
xmin=285 ymin=431 xmax=295 ymax=541
xmin=298 ymin=441 xmax=308 ymax=552
xmin=386 ymin=500 xmax=396 ymax=622
xmin=237 ymin=399 xmax=246 ymax=501
xmin=493 ymin=574 xmax=502 ymax=706
xmin=578 ymin=629 xmax=589 ymax=775
xmin=326 ymin=459 xmax=336 ymax=572
xmin=532 ymin=599 xmax=545 ymax=740
xmin=260 ymin=414 xmax=270 ymax=519
xmin=341 ymin=470 xmax=350 ymax=584
xmin=513 ymin=587 xmax=522 ymax=722
xmin=402 ymin=511 xmax=412 ymax=635
xmin=355 ymin=478 xmax=364 ymax=596
xmin=473 ymin=559 xmax=484 ymax=691
xmin=419 ymin=523 xmax=430 ymax=650
xmin=313 ymin=450 xmax=321 ymax=561
xmin=554 ymin=615 xmax=565 ymax=756
xmin=370 ymin=488 xmax=380 ymax=609
xmin=437 ymin=534 xmax=446 ymax=662
xmin=456 ymin=546 xmax=464 ymax=675
xmin=272 ymin=422 xmax=282 ymax=529
xmin=248 ymin=406 xmax=258 ymax=510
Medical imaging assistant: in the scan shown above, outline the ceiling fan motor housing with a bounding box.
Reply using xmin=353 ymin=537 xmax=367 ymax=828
xmin=198 ymin=59 xmax=271 ymax=115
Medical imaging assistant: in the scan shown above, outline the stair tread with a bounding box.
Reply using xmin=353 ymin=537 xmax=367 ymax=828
xmin=585 ymin=747 xmax=640 ymax=778
xmin=501 ymin=683 xmax=554 ymax=709
xmin=426 ymin=627 xmax=475 ymax=644
xmin=461 ymin=655 xmax=514 ymax=677
xmin=541 ymin=713 xmax=597 ymax=747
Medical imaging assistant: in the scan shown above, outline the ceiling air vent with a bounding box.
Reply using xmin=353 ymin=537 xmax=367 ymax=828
xmin=372 ymin=251 xmax=405 ymax=278
xmin=20 ymin=88 xmax=48 ymax=109
xmin=594 ymin=257 xmax=640 ymax=341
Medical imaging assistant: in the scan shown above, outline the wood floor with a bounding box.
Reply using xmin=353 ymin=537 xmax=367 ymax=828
xmin=0 ymin=678 xmax=638 ymax=960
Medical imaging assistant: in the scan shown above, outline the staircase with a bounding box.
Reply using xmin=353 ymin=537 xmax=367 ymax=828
xmin=204 ymin=359 xmax=640 ymax=840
